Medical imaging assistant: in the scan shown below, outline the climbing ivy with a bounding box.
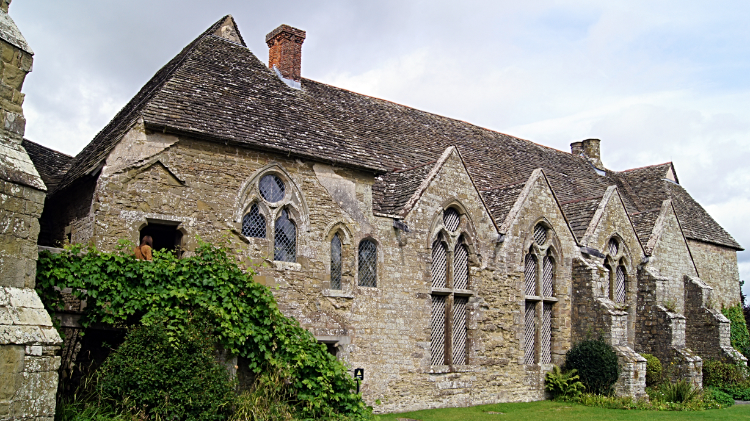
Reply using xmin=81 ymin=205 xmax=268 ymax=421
xmin=722 ymin=303 xmax=750 ymax=360
xmin=36 ymin=239 xmax=371 ymax=420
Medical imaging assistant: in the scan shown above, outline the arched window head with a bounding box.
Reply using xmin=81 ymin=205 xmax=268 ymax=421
xmin=443 ymin=208 xmax=460 ymax=232
xmin=431 ymin=239 xmax=447 ymax=288
xmin=330 ymin=233 xmax=342 ymax=290
xmin=607 ymin=238 xmax=619 ymax=256
xmin=358 ymin=239 xmax=377 ymax=287
xmin=454 ymin=237 xmax=469 ymax=290
xmin=533 ymin=223 xmax=547 ymax=246
xmin=274 ymin=209 xmax=296 ymax=262
xmin=242 ymin=204 xmax=266 ymax=238
xmin=260 ymin=174 xmax=285 ymax=203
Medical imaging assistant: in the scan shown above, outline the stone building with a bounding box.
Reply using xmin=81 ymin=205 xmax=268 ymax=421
xmin=0 ymin=1 xmax=63 ymax=420
xmin=25 ymin=16 xmax=745 ymax=413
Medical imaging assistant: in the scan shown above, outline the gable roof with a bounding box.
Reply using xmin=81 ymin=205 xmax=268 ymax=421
xmin=47 ymin=17 xmax=741 ymax=251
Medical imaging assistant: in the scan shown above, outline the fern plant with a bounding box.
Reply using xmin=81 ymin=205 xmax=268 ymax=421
xmin=545 ymin=365 xmax=585 ymax=399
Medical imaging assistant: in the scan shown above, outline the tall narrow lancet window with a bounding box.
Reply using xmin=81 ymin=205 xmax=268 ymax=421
xmin=454 ymin=237 xmax=469 ymax=290
xmin=615 ymin=263 xmax=626 ymax=304
xmin=242 ymin=204 xmax=266 ymax=238
xmin=524 ymin=253 xmax=537 ymax=296
xmin=524 ymin=222 xmax=556 ymax=365
xmin=274 ymin=209 xmax=296 ymax=262
xmin=452 ymin=296 xmax=468 ymax=365
xmin=430 ymin=295 xmax=447 ymax=365
xmin=431 ymin=239 xmax=448 ymax=288
xmin=330 ymin=233 xmax=342 ymax=290
xmin=524 ymin=302 xmax=536 ymax=364
xmin=358 ymin=239 xmax=377 ymax=287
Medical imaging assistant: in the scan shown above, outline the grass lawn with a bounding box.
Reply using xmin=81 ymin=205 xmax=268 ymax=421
xmin=375 ymin=400 xmax=750 ymax=421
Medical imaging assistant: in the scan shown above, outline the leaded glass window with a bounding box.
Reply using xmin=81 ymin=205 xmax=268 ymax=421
xmin=454 ymin=239 xmax=469 ymax=290
xmin=540 ymin=303 xmax=552 ymax=364
xmin=260 ymin=174 xmax=285 ymax=203
xmin=242 ymin=204 xmax=266 ymax=238
xmin=358 ymin=239 xmax=377 ymax=287
xmin=331 ymin=234 xmax=342 ymax=290
xmin=443 ymin=208 xmax=460 ymax=232
xmin=524 ymin=302 xmax=536 ymax=364
xmin=430 ymin=295 xmax=446 ymax=365
xmin=452 ymin=296 xmax=468 ymax=365
xmin=274 ymin=209 xmax=296 ymax=262
xmin=533 ymin=224 xmax=547 ymax=245
xmin=608 ymin=238 xmax=619 ymax=257
xmin=431 ymin=240 xmax=447 ymax=288
xmin=542 ymin=254 xmax=554 ymax=297
xmin=615 ymin=264 xmax=626 ymax=303
xmin=524 ymin=253 xmax=537 ymax=296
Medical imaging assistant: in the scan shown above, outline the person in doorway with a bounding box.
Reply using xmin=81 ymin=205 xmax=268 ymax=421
xmin=134 ymin=235 xmax=153 ymax=261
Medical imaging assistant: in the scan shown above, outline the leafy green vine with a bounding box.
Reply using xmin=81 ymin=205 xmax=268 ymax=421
xmin=36 ymin=239 xmax=371 ymax=420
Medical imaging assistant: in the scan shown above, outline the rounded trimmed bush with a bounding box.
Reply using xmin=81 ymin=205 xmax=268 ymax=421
xmin=641 ymin=353 xmax=662 ymax=386
xmin=563 ymin=338 xmax=620 ymax=395
xmin=96 ymin=322 xmax=235 ymax=421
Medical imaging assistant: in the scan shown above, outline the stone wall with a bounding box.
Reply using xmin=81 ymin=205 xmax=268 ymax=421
xmin=56 ymin=130 xmax=588 ymax=412
xmin=684 ymin=275 xmax=746 ymax=364
xmin=0 ymin=3 xmax=62 ymax=419
xmin=635 ymin=266 xmax=701 ymax=386
xmin=687 ymin=240 xmax=741 ymax=308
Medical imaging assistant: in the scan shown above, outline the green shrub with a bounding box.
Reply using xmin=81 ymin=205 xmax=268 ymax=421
xmin=641 ymin=353 xmax=662 ymax=386
xmin=563 ymin=338 xmax=620 ymax=395
xmin=96 ymin=322 xmax=235 ymax=420
xmin=702 ymin=359 xmax=747 ymax=387
xmin=722 ymin=304 xmax=750 ymax=360
xmin=656 ymin=380 xmax=700 ymax=403
xmin=703 ymin=387 xmax=734 ymax=408
xmin=544 ymin=365 xmax=585 ymax=399
xmin=37 ymin=240 xmax=372 ymax=420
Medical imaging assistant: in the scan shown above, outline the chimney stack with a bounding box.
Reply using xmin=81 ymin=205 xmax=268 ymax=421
xmin=266 ymin=24 xmax=306 ymax=84
xmin=571 ymin=139 xmax=603 ymax=170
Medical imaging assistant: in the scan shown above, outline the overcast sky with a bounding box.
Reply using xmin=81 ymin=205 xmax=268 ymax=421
xmin=12 ymin=1 xmax=750 ymax=298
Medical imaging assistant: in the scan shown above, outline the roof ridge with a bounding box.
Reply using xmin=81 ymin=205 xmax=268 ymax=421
xmin=301 ymin=78 xmax=575 ymax=157
xmin=618 ymin=162 xmax=672 ymax=174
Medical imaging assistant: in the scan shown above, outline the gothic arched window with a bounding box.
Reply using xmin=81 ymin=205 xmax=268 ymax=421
xmin=274 ymin=208 xmax=296 ymax=262
xmin=242 ymin=204 xmax=266 ymax=238
xmin=358 ymin=239 xmax=377 ymax=287
xmin=524 ymin=223 xmax=556 ymax=365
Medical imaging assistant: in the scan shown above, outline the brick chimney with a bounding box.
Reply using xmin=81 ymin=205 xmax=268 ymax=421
xmin=265 ymin=24 xmax=306 ymax=84
xmin=571 ymin=139 xmax=603 ymax=170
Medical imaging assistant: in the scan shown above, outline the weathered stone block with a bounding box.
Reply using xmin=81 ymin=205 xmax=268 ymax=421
xmin=0 ymin=345 xmax=23 ymax=400
xmin=8 ymin=288 xmax=44 ymax=309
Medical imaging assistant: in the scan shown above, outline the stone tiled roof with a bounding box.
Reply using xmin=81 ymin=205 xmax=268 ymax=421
xmin=49 ymin=16 xmax=742 ymax=251
xmin=373 ymin=160 xmax=437 ymax=217
xmin=21 ymin=139 xmax=72 ymax=193
xmin=560 ymin=197 xmax=604 ymax=241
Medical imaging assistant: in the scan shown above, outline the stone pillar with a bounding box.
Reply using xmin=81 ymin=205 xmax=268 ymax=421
xmin=636 ymin=267 xmax=702 ymax=387
xmin=0 ymin=3 xmax=63 ymax=420
xmin=571 ymin=257 xmax=646 ymax=397
xmin=684 ymin=275 xmax=747 ymax=365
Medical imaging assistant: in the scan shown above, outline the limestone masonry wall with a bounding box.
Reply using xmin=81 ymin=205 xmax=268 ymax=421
xmin=687 ymin=239 xmax=741 ymax=308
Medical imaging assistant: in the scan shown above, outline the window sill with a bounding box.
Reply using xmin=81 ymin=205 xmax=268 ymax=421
xmin=524 ymin=295 xmax=558 ymax=302
xmin=454 ymin=289 xmax=475 ymax=297
xmin=431 ymin=288 xmax=452 ymax=296
xmin=323 ymin=289 xmax=354 ymax=298
xmin=428 ymin=364 xmax=475 ymax=374
xmin=272 ymin=261 xmax=301 ymax=271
